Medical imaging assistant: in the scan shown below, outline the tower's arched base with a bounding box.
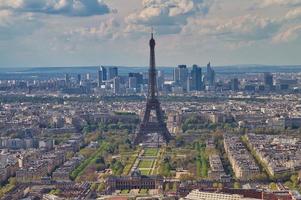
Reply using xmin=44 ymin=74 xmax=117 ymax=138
xmin=134 ymin=98 xmax=172 ymax=145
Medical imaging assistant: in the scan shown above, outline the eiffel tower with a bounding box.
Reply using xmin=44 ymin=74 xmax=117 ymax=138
xmin=134 ymin=33 xmax=172 ymax=145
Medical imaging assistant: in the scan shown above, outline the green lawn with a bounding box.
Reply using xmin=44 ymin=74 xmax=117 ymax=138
xmin=139 ymin=189 xmax=148 ymax=194
xmin=121 ymin=189 xmax=129 ymax=194
xmin=70 ymin=142 xmax=108 ymax=180
xmin=140 ymin=169 xmax=151 ymax=175
xmin=195 ymin=143 xmax=208 ymax=178
xmin=122 ymin=154 xmax=138 ymax=175
xmin=143 ymin=148 xmax=158 ymax=157
xmin=138 ymin=160 xmax=154 ymax=168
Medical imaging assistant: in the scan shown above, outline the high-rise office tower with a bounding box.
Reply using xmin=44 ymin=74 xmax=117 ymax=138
xmin=113 ymin=76 xmax=120 ymax=94
xmin=77 ymin=74 xmax=81 ymax=85
xmin=173 ymin=68 xmax=180 ymax=84
xmin=129 ymin=77 xmax=137 ymax=89
xmin=264 ymin=72 xmax=273 ymax=89
xmin=65 ymin=74 xmax=71 ymax=87
xmin=100 ymin=66 xmax=107 ymax=80
xmin=206 ymin=62 xmax=215 ymax=86
xmin=98 ymin=66 xmax=107 ymax=87
xmin=86 ymin=73 xmax=91 ymax=81
xmin=231 ymin=78 xmax=239 ymax=91
xmin=129 ymin=73 xmax=143 ymax=85
xmin=157 ymin=70 xmax=165 ymax=91
xmin=129 ymin=72 xmax=143 ymax=91
xmin=191 ymin=64 xmax=202 ymax=91
xmin=97 ymin=70 xmax=102 ymax=87
xmin=174 ymin=65 xmax=189 ymax=91
xmin=108 ymin=67 xmax=118 ymax=80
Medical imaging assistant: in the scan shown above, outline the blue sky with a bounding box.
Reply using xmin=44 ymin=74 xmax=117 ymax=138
xmin=0 ymin=0 xmax=301 ymax=68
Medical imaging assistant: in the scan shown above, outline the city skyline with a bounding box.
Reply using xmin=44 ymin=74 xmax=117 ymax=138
xmin=1 ymin=0 xmax=301 ymax=68
xmin=3 ymin=4 xmax=301 ymax=197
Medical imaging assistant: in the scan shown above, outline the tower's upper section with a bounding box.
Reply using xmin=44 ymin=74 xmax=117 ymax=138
xmin=149 ymin=32 xmax=157 ymax=99
xmin=149 ymin=32 xmax=156 ymax=47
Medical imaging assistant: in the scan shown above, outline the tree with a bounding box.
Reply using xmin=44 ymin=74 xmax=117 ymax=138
xmin=234 ymin=182 xmax=241 ymax=189
xmin=269 ymin=182 xmax=277 ymax=190
xmin=172 ymin=182 xmax=177 ymax=191
xmin=175 ymin=135 xmax=185 ymax=147
xmin=95 ymin=156 xmax=105 ymax=164
xmin=90 ymin=183 xmax=98 ymax=191
xmin=159 ymin=157 xmax=172 ymax=177
xmin=0 ymin=178 xmax=17 ymax=198
xmin=179 ymin=174 xmax=195 ymax=181
xmin=83 ymin=125 xmax=92 ymax=133
xmin=110 ymin=159 xmax=124 ymax=175
xmin=284 ymin=181 xmax=293 ymax=189
xmin=165 ymin=183 xmax=170 ymax=191
xmin=49 ymin=189 xmax=61 ymax=195
xmin=98 ymin=123 xmax=108 ymax=131
xmin=291 ymin=174 xmax=299 ymax=188
xmin=98 ymin=182 xmax=105 ymax=192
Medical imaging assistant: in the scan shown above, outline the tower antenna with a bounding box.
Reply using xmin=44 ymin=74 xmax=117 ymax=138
xmin=151 ymin=27 xmax=154 ymax=38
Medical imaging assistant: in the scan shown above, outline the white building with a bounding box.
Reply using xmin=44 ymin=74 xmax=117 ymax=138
xmin=184 ymin=190 xmax=261 ymax=200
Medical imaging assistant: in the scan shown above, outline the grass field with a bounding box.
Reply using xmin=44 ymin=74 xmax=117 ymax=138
xmin=70 ymin=142 xmax=107 ymax=180
xmin=139 ymin=189 xmax=148 ymax=194
xmin=138 ymin=159 xmax=154 ymax=168
xmin=140 ymin=169 xmax=151 ymax=175
xmin=143 ymin=148 xmax=159 ymax=156
xmin=122 ymin=153 xmax=138 ymax=175
xmin=121 ymin=189 xmax=129 ymax=194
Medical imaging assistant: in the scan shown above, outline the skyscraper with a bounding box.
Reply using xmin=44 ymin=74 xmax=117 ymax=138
xmin=98 ymin=66 xmax=107 ymax=87
xmin=86 ymin=73 xmax=91 ymax=81
xmin=77 ymin=74 xmax=81 ymax=85
xmin=206 ymin=62 xmax=215 ymax=86
xmin=108 ymin=67 xmax=118 ymax=80
xmin=174 ymin=65 xmax=189 ymax=91
xmin=129 ymin=77 xmax=137 ymax=89
xmin=157 ymin=70 xmax=165 ymax=91
xmin=113 ymin=76 xmax=120 ymax=94
xmin=129 ymin=73 xmax=143 ymax=85
xmin=191 ymin=64 xmax=202 ymax=91
xmin=98 ymin=70 xmax=102 ymax=87
xmin=101 ymin=66 xmax=107 ymax=80
xmin=65 ymin=73 xmax=71 ymax=87
xmin=231 ymin=78 xmax=239 ymax=91
xmin=264 ymin=72 xmax=273 ymax=89
xmin=173 ymin=68 xmax=180 ymax=84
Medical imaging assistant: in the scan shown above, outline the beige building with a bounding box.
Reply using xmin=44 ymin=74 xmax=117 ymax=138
xmin=224 ymin=135 xmax=260 ymax=180
xmin=184 ymin=190 xmax=260 ymax=200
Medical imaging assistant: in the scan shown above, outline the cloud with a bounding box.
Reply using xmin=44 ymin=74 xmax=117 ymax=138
xmin=273 ymin=24 xmax=301 ymax=43
xmin=285 ymin=7 xmax=301 ymax=20
xmin=0 ymin=10 xmax=11 ymax=25
xmin=125 ymin=23 xmax=182 ymax=35
xmin=182 ymin=15 xmax=281 ymax=42
xmin=64 ymin=18 xmax=121 ymax=40
xmin=125 ymin=0 xmax=213 ymax=34
xmin=260 ymin=0 xmax=301 ymax=7
xmin=0 ymin=0 xmax=111 ymax=17
xmin=0 ymin=10 xmax=41 ymax=40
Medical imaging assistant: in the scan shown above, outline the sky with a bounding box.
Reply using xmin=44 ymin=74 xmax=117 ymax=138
xmin=0 ymin=0 xmax=301 ymax=68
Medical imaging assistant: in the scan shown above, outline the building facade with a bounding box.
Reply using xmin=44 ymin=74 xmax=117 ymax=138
xmin=105 ymin=170 xmax=163 ymax=194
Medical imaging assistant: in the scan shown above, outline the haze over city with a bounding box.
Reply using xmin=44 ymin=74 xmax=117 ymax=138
xmin=1 ymin=0 xmax=301 ymax=67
